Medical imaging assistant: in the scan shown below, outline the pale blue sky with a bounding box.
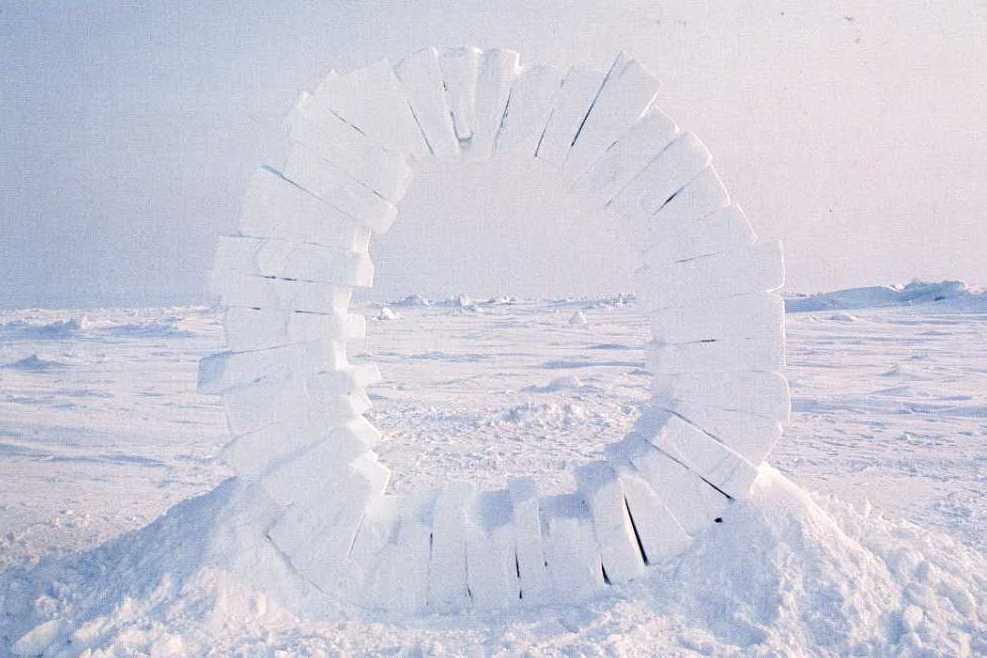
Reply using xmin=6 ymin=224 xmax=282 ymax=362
xmin=2 ymin=1 xmax=985 ymax=307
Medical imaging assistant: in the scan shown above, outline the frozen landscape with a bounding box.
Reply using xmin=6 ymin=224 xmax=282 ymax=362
xmin=5 ymin=10 xmax=987 ymax=655
xmin=1 ymin=284 xmax=984 ymax=656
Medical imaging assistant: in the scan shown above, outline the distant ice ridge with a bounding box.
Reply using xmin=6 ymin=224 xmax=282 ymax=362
xmin=786 ymin=280 xmax=986 ymax=313
xmin=1 ymin=354 xmax=67 ymax=370
xmin=0 ymin=309 xmax=209 ymax=340
xmin=4 ymin=469 xmax=984 ymax=656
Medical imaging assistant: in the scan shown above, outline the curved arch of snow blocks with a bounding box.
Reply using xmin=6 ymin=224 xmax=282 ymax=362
xmin=198 ymin=47 xmax=789 ymax=614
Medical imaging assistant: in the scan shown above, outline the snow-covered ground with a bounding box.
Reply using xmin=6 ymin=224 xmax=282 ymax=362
xmin=1 ymin=287 xmax=985 ymax=656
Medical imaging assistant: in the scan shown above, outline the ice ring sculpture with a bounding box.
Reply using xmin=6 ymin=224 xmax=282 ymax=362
xmin=198 ymin=47 xmax=788 ymax=613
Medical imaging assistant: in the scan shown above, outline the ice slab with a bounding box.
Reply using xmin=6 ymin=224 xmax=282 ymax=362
xmin=570 ymin=108 xmax=679 ymax=204
xmin=564 ymin=54 xmax=660 ymax=179
xmin=269 ymin=453 xmax=390 ymax=593
xmin=645 ymin=332 xmax=785 ymax=374
xmin=211 ymin=272 xmax=352 ymax=315
xmin=198 ymin=339 xmax=346 ymax=395
xmin=636 ymin=240 xmax=785 ymax=310
xmin=647 ymin=166 xmax=730 ymax=238
xmin=438 ymin=47 xmax=482 ymax=149
xmin=610 ymin=132 xmax=711 ymax=227
xmin=575 ymin=462 xmax=646 ymax=584
xmin=644 ymin=413 xmax=759 ymax=500
xmin=657 ymin=404 xmax=783 ymax=465
xmin=465 ymin=489 xmax=521 ymax=609
xmin=620 ymin=438 xmax=729 ymax=535
xmin=307 ymin=364 xmax=382 ymax=399
xmin=223 ymin=307 xmax=365 ymax=353
xmin=311 ymin=59 xmax=429 ymax=160
xmin=613 ymin=465 xmax=691 ymax=562
xmin=357 ymin=491 xmax=437 ymax=613
xmin=494 ymin=64 xmax=563 ymax=157
xmin=214 ymin=236 xmax=374 ymax=288
xmin=394 ymin=47 xmax=460 ymax=159
xmin=507 ymin=478 xmax=551 ymax=606
xmin=260 ymin=416 xmax=381 ymax=506
xmin=641 ymin=204 xmax=757 ymax=269
xmin=535 ymin=67 xmax=606 ymax=167
xmin=223 ymin=378 xmax=370 ymax=437
xmin=651 ymin=370 xmax=791 ymax=425
xmin=540 ymin=494 xmax=604 ymax=601
xmin=650 ymin=293 xmax=784 ymax=344
xmin=218 ymin=417 xmax=332 ymax=476
xmin=428 ymin=481 xmax=474 ymax=612
xmin=239 ymin=167 xmax=371 ymax=252
xmin=469 ymin=48 xmax=520 ymax=159
xmin=282 ymin=142 xmax=397 ymax=234
xmin=222 ymin=376 xmax=310 ymax=437
xmin=286 ymin=93 xmax=413 ymax=201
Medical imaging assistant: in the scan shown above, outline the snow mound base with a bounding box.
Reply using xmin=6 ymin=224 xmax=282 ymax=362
xmin=4 ymin=470 xmax=984 ymax=657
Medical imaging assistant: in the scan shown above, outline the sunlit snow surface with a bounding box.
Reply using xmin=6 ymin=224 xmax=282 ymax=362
xmin=1 ymin=295 xmax=985 ymax=655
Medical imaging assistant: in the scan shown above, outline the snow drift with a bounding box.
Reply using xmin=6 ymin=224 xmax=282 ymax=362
xmin=3 ymin=469 xmax=983 ymax=657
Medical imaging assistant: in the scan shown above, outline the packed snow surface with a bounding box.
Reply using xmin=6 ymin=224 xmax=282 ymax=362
xmin=1 ymin=288 xmax=985 ymax=656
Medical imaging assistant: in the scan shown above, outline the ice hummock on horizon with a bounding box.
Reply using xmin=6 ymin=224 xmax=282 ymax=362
xmin=785 ymin=279 xmax=986 ymax=313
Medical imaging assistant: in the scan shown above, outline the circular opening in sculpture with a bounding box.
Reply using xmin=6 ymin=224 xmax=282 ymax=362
xmin=365 ymin=154 xmax=644 ymax=494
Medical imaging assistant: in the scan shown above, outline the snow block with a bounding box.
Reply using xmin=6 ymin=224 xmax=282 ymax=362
xmin=438 ymin=47 xmax=482 ymax=149
xmin=575 ymin=462 xmax=646 ymax=584
xmin=394 ymin=47 xmax=460 ymax=159
xmin=642 ymin=204 xmax=756 ymax=266
xmin=260 ymin=416 xmax=381 ymax=506
xmin=540 ymin=494 xmax=605 ymax=601
xmin=470 ymin=48 xmax=520 ymax=159
xmin=239 ymin=167 xmax=371 ymax=252
xmin=610 ymin=132 xmax=712 ymax=229
xmin=269 ymin=453 xmax=390 ymax=593
xmin=656 ymin=404 xmax=783 ymax=465
xmin=507 ymin=478 xmax=552 ymax=606
xmin=307 ymin=363 xmax=382 ymax=399
xmin=214 ymin=236 xmax=374 ymax=287
xmin=564 ymin=54 xmax=660 ymax=179
xmin=636 ymin=240 xmax=785 ymax=310
xmin=570 ymin=107 xmax=679 ymax=204
xmin=218 ymin=417 xmax=330 ymax=476
xmin=494 ymin=63 xmax=563 ymax=157
xmin=312 ymin=59 xmax=429 ymax=160
xmin=649 ymin=292 xmax=785 ymax=345
xmin=535 ymin=67 xmax=606 ymax=167
xmin=358 ymin=491 xmax=437 ymax=613
xmin=224 ymin=377 xmax=370 ymax=437
xmin=211 ymin=272 xmax=352 ymax=315
xmin=649 ymin=166 xmax=730 ymax=235
xmin=372 ymin=513 xmax=434 ymax=613
xmin=197 ymin=339 xmax=346 ymax=395
xmin=645 ymin=414 xmax=759 ymax=500
xmin=652 ymin=370 xmax=791 ymax=425
xmin=621 ymin=438 xmax=730 ymax=535
xmin=428 ymin=481 xmax=474 ymax=612
xmin=286 ymin=92 xmax=413 ymax=202
xmin=613 ymin=465 xmax=691 ymax=562
xmin=645 ymin=332 xmax=785 ymax=374
xmin=223 ymin=307 xmax=365 ymax=353
xmin=465 ymin=489 xmax=521 ymax=609
xmin=222 ymin=375 xmax=310 ymax=437
xmin=282 ymin=142 xmax=397 ymax=234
